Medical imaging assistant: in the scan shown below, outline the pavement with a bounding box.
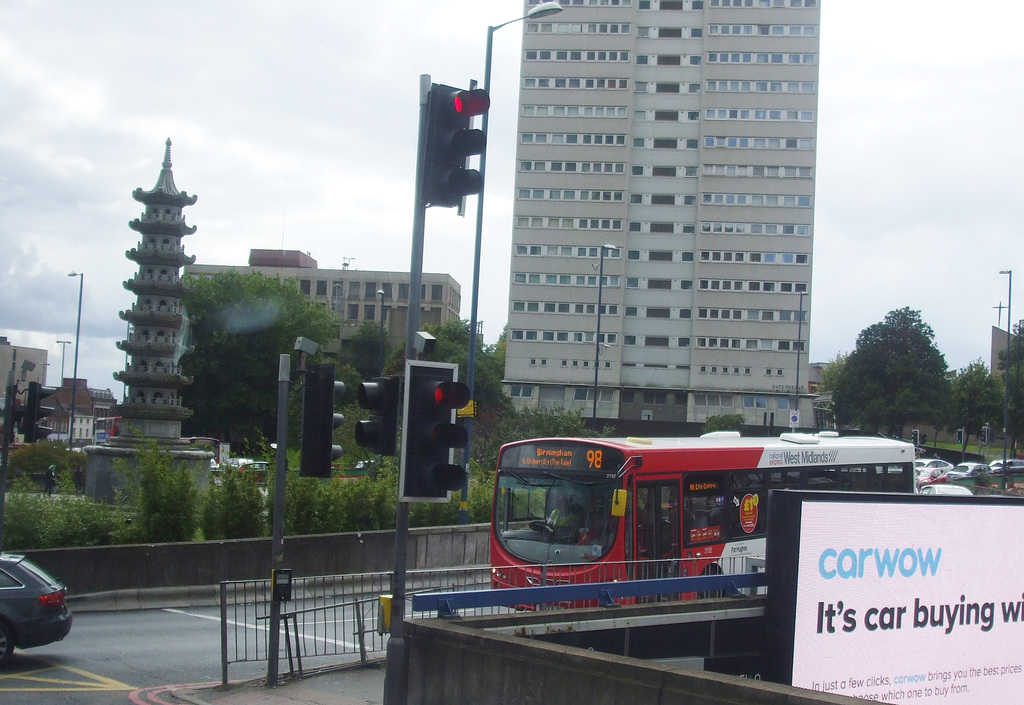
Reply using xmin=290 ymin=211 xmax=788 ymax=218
xmin=68 ymin=588 xmax=387 ymax=704
xmin=171 ymin=661 xmax=386 ymax=705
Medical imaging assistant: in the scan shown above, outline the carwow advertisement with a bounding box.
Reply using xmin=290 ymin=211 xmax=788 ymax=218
xmin=791 ymin=500 xmax=1024 ymax=703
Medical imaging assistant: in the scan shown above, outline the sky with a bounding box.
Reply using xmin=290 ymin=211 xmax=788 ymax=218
xmin=2 ymin=1 xmax=1024 ymax=402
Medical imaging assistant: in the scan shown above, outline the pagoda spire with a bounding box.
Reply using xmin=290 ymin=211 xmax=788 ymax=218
xmin=150 ymin=138 xmax=182 ymax=196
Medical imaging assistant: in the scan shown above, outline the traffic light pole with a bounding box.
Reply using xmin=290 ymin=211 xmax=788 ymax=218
xmin=382 ymin=73 xmax=432 ymax=705
xmin=0 ymin=372 xmax=16 ymax=552
xmin=267 ymin=354 xmax=290 ymax=687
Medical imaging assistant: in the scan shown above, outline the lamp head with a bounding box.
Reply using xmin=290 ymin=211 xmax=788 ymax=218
xmin=527 ymin=2 xmax=563 ymax=19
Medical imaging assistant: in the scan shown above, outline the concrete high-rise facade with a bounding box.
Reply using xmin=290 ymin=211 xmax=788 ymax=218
xmin=504 ymin=0 xmax=819 ymax=430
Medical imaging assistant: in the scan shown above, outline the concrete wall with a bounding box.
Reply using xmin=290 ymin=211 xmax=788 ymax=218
xmin=22 ymin=524 xmax=489 ymax=595
xmin=404 ymin=615 xmax=873 ymax=705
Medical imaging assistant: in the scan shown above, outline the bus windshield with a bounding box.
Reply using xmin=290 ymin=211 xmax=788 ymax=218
xmin=494 ymin=472 xmax=619 ymax=565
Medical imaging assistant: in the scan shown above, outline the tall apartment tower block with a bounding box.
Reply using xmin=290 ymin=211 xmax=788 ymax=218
xmin=504 ymin=0 xmax=819 ymax=429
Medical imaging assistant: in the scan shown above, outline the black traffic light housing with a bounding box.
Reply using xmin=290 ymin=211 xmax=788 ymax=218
xmin=299 ymin=364 xmax=346 ymax=478
xmin=22 ymin=381 xmax=56 ymax=443
xmin=421 ymin=83 xmax=490 ymax=209
xmin=355 ymin=376 xmax=400 ymax=456
xmin=400 ymin=361 xmax=470 ymax=502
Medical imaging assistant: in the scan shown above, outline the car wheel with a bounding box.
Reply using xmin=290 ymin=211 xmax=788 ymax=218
xmin=0 ymin=619 xmax=14 ymax=667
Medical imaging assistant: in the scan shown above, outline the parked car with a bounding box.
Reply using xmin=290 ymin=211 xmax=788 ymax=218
xmin=914 ymin=459 xmax=953 ymax=488
xmin=944 ymin=462 xmax=989 ymax=480
xmin=237 ymin=461 xmax=269 ymax=484
xmin=0 ymin=554 xmax=73 ymax=667
xmin=919 ymin=484 xmax=973 ymax=496
xmin=988 ymin=459 xmax=1024 ymax=475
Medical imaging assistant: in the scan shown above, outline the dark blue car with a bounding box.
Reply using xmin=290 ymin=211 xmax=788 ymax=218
xmin=0 ymin=554 xmax=73 ymax=666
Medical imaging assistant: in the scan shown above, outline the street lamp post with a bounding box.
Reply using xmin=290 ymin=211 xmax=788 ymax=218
xmin=592 ymin=244 xmax=616 ymax=425
xmin=792 ymin=291 xmax=805 ymax=430
xmin=68 ymin=272 xmax=84 ymax=449
xmin=377 ymin=289 xmax=386 ymax=377
xmin=1000 ymin=270 xmax=1012 ymax=474
xmin=459 ymin=0 xmax=564 ymax=525
xmin=56 ymin=339 xmax=71 ymax=440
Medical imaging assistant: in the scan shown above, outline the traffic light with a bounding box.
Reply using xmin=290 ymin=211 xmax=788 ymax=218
xmin=22 ymin=381 xmax=56 ymax=443
xmin=400 ymin=361 xmax=470 ymax=502
xmin=981 ymin=425 xmax=990 ymax=444
xmin=355 ymin=376 xmax=400 ymax=456
xmin=421 ymin=83 xmax=490 ymax=209
xmin=299 ymin=364 xmax=346 ymax=478
xmin=956 ymin=428 xmax=964 ymax=445
xmin=912 ymin=429 xmax=920 ymax=447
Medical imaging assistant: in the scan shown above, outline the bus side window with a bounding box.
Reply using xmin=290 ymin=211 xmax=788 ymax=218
xmin=770 ymin=469 xmax=802 ymax=488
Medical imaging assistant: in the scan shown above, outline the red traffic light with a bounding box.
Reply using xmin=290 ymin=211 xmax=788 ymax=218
xmin=454 ymin=89 xmax=490 ymax=118
xmin=432 ymin=381 xmax=470 ymax=410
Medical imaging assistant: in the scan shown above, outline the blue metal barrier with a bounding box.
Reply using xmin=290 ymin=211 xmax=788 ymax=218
xmin=412 ymin=570 xmax=767 ymax=617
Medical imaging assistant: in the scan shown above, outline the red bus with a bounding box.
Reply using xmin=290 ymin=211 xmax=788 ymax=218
xmin=490 ymin=432 xmax=914 ymax=590
xmin=94 ymin=417 xmax=121 ymax=443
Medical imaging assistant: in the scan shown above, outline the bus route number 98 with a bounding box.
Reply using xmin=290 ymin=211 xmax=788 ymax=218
xmin=587 ymin=449 xmax=603 ymax=469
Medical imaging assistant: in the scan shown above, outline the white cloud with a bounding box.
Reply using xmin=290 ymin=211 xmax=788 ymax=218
xmin=1 ymin=0 xmax=1022 ymax=403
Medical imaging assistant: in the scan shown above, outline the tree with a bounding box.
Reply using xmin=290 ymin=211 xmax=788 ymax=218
xmin=947 ymin=360 xmax=1003 ymax=452
xmin=814 ymin=353 xmax=849 ymax=430
xmin=832 ymin=308 xmax=949 ymax=437
xmin=702 ymin=414 xmax=745 ymax=434
xmin=339 ymin=320 xmax=389 ymax=379
xmin=996 ymin=320 xmax=1024 ymax=449
xmin=816 ymin=353 xmax=849 ymax=396
xmin=471 ymin=406 xmax=595 ymax=475
xmin=180 ymin=271 xmax=338 ymax=448
xmin=383 ymin=319 xmax=510 ymax=414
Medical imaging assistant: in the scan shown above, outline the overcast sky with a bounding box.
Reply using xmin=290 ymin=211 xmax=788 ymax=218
xmin=2 ymin=1 xmax=1023 ymax=402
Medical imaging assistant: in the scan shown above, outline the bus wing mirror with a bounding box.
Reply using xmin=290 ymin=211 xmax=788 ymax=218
xmin=611 ymin=489 xmax=627 ymax=517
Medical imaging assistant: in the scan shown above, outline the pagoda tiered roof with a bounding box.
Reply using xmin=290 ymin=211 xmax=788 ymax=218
xmin=131 ymin=139 xmax=197 ymax=208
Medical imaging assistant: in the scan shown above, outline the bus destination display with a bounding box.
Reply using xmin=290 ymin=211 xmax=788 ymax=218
xmin=500 ymin=442 xmax=625 ymax=475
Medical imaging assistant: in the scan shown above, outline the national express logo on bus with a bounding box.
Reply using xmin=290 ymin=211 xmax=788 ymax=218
xmin=767 ymin=449 xmax=840 ymax=467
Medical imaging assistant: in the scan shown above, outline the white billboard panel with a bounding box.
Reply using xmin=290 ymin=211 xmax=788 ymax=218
xmin=767 ymin=491 xmax=1024 ymax=704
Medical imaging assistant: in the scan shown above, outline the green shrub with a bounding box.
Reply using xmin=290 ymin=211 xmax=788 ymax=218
xmin=3 ymin=444 xmax=496 ymax=550
xmin=115 ymin=442 xmax=200 ymax=543
xmin=1 ymin=476 xmax=129 ymax=550
xmin=201 ymin=469 xmax=268 ymax=540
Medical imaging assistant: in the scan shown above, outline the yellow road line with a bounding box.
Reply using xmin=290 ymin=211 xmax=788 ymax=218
xmin=0 ymin=659 xmax=134 ymax=691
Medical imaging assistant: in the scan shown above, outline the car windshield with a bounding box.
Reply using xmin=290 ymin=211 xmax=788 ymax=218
xmin=493 ymin=472 xmax=619 ymax=565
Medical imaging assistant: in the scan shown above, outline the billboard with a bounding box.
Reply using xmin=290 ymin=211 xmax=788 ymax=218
xmin=766 ymin=490 xmax=1024 ymax=703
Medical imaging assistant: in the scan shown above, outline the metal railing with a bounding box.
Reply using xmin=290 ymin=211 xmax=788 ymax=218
xmin=218 ymin=565 xmax=492 ymax=685
xmin=413 ymin=569 xmax=767 ymax=617
xmin=218 ymin=557 xmax=764 ymax=684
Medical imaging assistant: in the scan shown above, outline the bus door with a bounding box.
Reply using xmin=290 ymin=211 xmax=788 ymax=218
xmin=630 ymin=479 xmax=680 ymax=580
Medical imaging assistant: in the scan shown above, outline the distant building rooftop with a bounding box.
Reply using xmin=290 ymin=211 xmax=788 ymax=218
xmin=249 ymin=250 xmax=317 ymax=268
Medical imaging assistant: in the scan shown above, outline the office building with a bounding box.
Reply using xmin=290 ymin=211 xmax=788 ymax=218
xmin=187 ymin=250 xmax=462 ymax=356
xmin=504 ymin=0 xmax=819 ymax=429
